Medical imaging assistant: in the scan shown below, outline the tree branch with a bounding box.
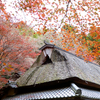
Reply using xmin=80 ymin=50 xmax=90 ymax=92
xmin=53 ymin=0 xmax=71 ymax=34
xmin=71 ymin=2 xmax=83 ymax=32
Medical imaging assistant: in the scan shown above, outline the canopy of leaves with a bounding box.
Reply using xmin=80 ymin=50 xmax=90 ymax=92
xmin=0 ymin=0 xmax=100 ymax=88
xmin=85 ymin=25 xmax=100 ymax=64
xmin=0 ymin=17 xmax=40 ymax=88
xmin=15 ymin=0 xmax=100 ymax=60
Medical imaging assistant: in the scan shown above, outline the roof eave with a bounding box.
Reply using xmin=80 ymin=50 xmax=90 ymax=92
xmin=17 ymin=77 xmax=100 ymax=94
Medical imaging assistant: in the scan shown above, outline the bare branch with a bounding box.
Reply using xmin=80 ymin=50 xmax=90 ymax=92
xmin=53 ymin=0 xmax=71 ymax=35
xmin=71 ymin=2 xmax=83 ymax=32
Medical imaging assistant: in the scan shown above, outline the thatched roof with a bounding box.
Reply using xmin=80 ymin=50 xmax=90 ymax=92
xmin=16 ymin=44 xmax=100 ymax=89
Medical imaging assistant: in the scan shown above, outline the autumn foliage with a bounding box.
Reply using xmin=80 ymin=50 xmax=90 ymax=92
xmin=0 ymin=0 xmax=100 ymax=88
xmin=0 ymin=17 xmax=40 ymax=88
xmin=17 ymin=0 xmax=100 ymax=61
xmin=85 ymin=25 xmax=100 ymax=63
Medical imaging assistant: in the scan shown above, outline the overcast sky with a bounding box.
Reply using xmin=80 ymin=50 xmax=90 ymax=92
xmin=2 ymin=0 xmax=38 ymax=27
xmin=1 ymin=0 xmax=100 ymax=32
xmin=2 ymin=0 xmax=66 ymax=31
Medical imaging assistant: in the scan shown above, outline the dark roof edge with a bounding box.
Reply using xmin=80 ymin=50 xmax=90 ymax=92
xmin=12 ymin=77 xmax=100 ymax=95
xmin=39 ymin=44 xmax=55 ymax=50
xmin=39 ymin=44 xmax=100 ymax=67
xmin=1 ymin=77 xmax=100 ymax=99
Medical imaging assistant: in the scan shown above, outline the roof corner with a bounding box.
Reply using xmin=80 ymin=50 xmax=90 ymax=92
xmin=39 ymin=41 xmax=55 ymax=51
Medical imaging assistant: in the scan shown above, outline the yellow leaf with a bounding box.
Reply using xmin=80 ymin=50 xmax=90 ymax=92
xmin=7 ymin=68 xmax=11 ymax=71
xmin=8 ymin=65 xmax=12 ymax=67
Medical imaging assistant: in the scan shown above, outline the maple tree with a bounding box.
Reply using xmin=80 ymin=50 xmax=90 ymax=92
xmin=86 ymin=25 xmax=100 ymax=55
xmin=85 ymin=25 xmax=100 ymax=64
xmin=0 ymin=1 xmax=41 ymax=88
xmin=15 ymin=0 xmax=100 ymax=62
xmin=0 ymin=0 xmax=100 ymax=88
xmin=0 ymin=16 xmax=40 ymax=88
xmin=1 ymin=0 xmax=100 ymax=60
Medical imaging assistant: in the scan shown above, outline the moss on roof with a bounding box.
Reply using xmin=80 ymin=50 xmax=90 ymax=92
xmin=16 ymin=45 xmax=100 ymax=87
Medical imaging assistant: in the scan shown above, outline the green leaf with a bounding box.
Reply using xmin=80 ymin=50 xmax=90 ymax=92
xmin=48 ymin=17 xmax=51 ymax=20
xmin=98 ymin=39 xmax=100 ymax=42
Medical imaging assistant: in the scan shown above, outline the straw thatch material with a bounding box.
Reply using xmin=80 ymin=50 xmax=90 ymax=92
xmin=16 ymin=44 xmax=100 ymax=88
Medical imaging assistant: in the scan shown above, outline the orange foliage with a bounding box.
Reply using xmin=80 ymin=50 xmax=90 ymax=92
xmin=0 ymin=0 xmax=100 ymax=87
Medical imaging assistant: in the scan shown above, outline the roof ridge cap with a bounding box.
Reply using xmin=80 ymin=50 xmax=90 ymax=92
xmin=39 ymin=43 xmax=100 ymax=67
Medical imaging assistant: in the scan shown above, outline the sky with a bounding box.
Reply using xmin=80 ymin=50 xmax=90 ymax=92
xmin=1 ymin=0 xmax=100 ymax=32
xmin=1 ymin=0 xmax=66 ymax=31
xmin=1 ymin=0 xmax=58 ymax=31
xmin=2 ymin=0 xmax=38 ymax=28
